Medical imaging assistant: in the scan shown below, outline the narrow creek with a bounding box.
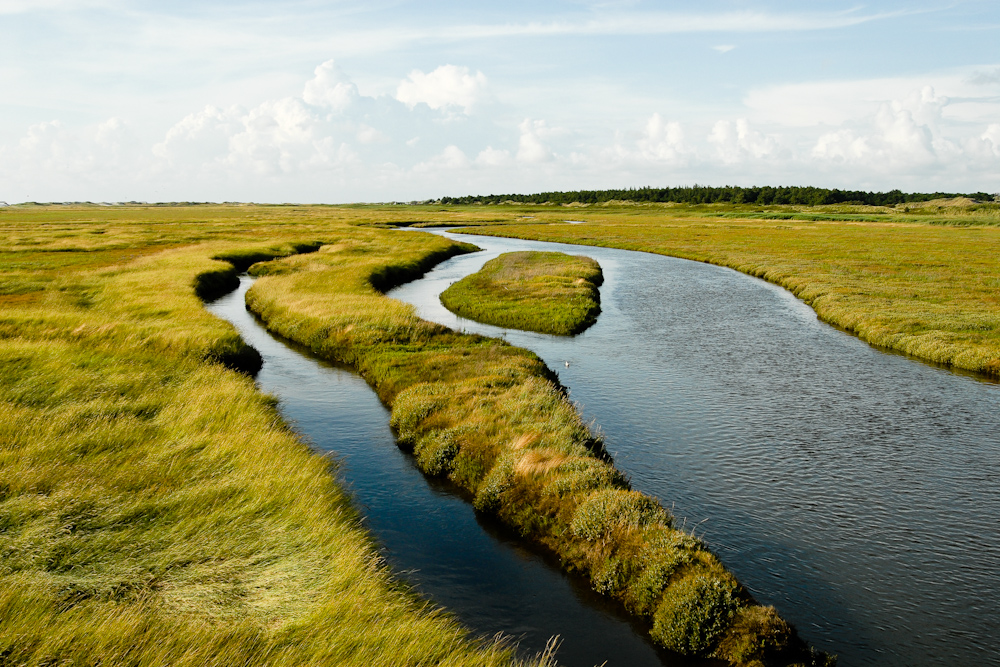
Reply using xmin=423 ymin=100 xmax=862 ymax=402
xmin=206 ymin=278 xmax=695 ymax=667
xmin=386 ymin=229 xmax=1000 ymax=667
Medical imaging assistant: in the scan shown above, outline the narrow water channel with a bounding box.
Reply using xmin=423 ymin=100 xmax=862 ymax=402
xmin=205 ymin=279 xmax=697 ymax=667
xmin=387 ymin=229 xmax=1000 ymax=667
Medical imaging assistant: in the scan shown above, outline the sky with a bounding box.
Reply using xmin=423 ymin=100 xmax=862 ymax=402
xmin=1 ymin=0 xmax=999 ymax=203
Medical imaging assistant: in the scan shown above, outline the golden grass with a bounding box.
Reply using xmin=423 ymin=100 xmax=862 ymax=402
xmin=440 ymin=251 xmax=602 ymax=335
xmin=452 ymin=205 xmax=1000 ymax=378
xmin=242 ymin=224 xmax=824 ymax=665
xmin=0 ymin=205 xmax=551 ymax=667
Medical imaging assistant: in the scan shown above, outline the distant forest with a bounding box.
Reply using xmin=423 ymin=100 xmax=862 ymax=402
xmin=439 ymin=186 xmax=996 ymax=207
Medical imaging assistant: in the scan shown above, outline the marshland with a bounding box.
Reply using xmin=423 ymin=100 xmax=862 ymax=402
xmin=439 ymin=251 xmax=603 ymax=335
xmin=2 ymin=201 xmax=998 ymax=666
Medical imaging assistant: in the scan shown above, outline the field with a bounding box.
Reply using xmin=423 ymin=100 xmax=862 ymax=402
xmin=243 ymin=226 xmax=812 ymax=665
xmin=6 ymin=198 xmax=993 ymax=667
xmin=448 ymin=200 xmax=1000 ymax=379
xmin=0 ymin=205 xmax=550 ymax=667
xmin=440 ymin=251 xmax=603 ymax=335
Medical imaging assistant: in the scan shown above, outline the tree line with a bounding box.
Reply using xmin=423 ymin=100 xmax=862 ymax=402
xmin=439 ymin=185 xmax=995 ymax=207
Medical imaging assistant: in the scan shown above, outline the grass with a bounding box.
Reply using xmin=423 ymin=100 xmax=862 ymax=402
xmin=0 ymin=205 xmax=553 ymax=667
xmin=242 ymin=226 xmax=828 ymax=666
xmin=440 ymin=251 xmax=602 ymax=335
xmin=444 ymin=202 xmax=1000 ymax=379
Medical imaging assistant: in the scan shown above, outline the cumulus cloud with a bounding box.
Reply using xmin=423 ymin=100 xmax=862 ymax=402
xmin=303 ymin=60 xmax=359 ymax=112
xmin=396 ymin=65 xmax=488 ymax=114
xmin=982 ymin=124 xmax=1000 ymax=156
xmin=475 ymin=146 xmax=514 ymax=167
xmin=637 ymin=113 xmax=687 ymax=161
xmin=517 ymin=119 xmax=555 ymax=163
xmin=152 ymin=98 xmax=356 ymax=177
xmin=811 ymin=86 xmax=959 ymax=169
xmin=414 ymin=145 xmax=471 ymax=172
xmin=17 ymin=116 xmax=137 ymax=174
xmin=708 ymin=119 xmax=779 ymax=163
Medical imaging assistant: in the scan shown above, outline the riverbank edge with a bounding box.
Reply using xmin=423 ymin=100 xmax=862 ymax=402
xmin=448 ymin=226 xmax=1000 ymax=381
xmin=242 ymin=231 xmax=833 ymax=667
xmin=1 ymin=236 xmax=539 ymax=666
xmin=439 ymin=251 xmax=603 ymax=336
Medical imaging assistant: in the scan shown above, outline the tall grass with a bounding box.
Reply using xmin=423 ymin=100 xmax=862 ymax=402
xmin=452 ymin=208 xmax=1000 ymax=379
xmin=243 ymin=228 xmax=829 ymax=666
xmin=0 ymin=207 xmax=550 ymax=667
xmin=440 ymin=251 xmax=602 ymax=335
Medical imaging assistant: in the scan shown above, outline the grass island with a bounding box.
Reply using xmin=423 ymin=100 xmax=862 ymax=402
xmin=440 ymin=251 xmax=603 ymax=335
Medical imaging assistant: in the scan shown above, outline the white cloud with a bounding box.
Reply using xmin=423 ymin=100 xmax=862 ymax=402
xmin=0 ymin=0 xmax=113 ymax=14
xmin=968 ymin=68 xmax=1000 ymax=86
xmin=982 ymin=124 xmax=1000 ymax=156
xmin=396 ymin=65 xmax=488 ymax=114
xmin=743 ymin=70 xmax=1000 ymax=127
xmin=152 ymin=106 xmax=242 ymax=165
xmin=810 ymin=86 xmax=964 ymax=169
xmin=637 ymin=113 xmax=687 ymax=161
xmin=414 ymin=145 xmax=471 ymax=172
xmin=712 ymin=45 xmax=736 ymax=54
xmin=708 ymin=119 xmax=779 ymax=163
xmin=303 ymin=60 xmax=360 ymax=112
xmin=475 ymin=146 xmax=514 ymax=167
xmin=356 ymin=124 xmax=388 ymax=145
xmin=450 ymin=8 xmax=911 ymax=39
xmin=517 ymin=119 xmax=555 ymax=163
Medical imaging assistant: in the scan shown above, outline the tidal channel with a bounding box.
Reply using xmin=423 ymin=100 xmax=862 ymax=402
xmin=206 ymin=278 xmax=694 ymax=667
xmin=387 ymin=229 xmax=1000 ymax=667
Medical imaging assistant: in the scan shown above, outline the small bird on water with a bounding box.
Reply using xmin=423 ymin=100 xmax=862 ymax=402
xmin=564 ymin=361 xmax=570 ymax=367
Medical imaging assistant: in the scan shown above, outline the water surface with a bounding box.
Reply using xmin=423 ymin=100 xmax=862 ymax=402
xmin=388 ymin=229 xmax=1000 ymax=667
xmin=206 ymin=279 xmax=694 ymax=667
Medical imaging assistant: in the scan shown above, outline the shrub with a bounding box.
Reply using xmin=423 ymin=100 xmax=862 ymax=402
xmin=414 ymin=427 xmax=466 ymax=476
xmin=570 ymin=489 xmax=671 ymax=542
xmin=714 ymin=605 xmax=795 ymax=665
xmin=625 ymin=529 xmax=702 ymax=616
xmin=544 ymin=459 xmax=628 ymax=497
xmin=651 ymin=574 xmax=741 ymax=656
xmin=473 ymin=454 xmax=516 ymax=513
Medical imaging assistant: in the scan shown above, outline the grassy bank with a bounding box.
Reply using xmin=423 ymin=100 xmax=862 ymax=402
xmin=0 ymin=206 xmax=547 ymax=667
xmin=440 ymin=251 xmax=602 ymax=335
xmin=441 ymin=203 xmax=1000 ymax=379
xmin=243 ymin=228 xmax=829 ymax=666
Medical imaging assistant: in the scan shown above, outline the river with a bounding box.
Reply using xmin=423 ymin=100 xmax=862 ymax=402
xmin=206 ymin=278 xmax=696 ymax=667
xmin=207 ymin=228 xmax=1000 ymax=667
xmin=386 ymin=229 xmax=1000 ymax=667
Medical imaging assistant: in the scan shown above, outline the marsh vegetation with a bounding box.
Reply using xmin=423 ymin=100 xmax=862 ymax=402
xmin=440 ymin=251 xmax=603 ymax=335
xmin=0 ymin=206 xmax=549 ymax=667
xmin=243 ymin=229 xmax=822 ymax=666
xmin=8 ymin=198 xmax=995 ymax=666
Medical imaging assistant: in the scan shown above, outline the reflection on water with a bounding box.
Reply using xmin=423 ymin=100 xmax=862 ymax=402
xmin=388 ymin=229 xmax=1000 ymax=667
xmin=206 ymin=279 xmax=697 ymax=667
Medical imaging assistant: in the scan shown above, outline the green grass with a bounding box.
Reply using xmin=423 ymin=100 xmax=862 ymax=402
xmin=440 ymin=251 xmax=602 ymax=335
xmin=0 ymin=203 xmax=863 ymax=666
xmin=0 ymin=206 xmax=551 ymax=667
xmin=242 ymin=227 xmax=825 ymax=666
xmin=446 ymin=204 xmax=1000 ymax=380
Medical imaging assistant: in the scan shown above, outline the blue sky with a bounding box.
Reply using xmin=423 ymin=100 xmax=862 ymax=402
xmin=2 ymin=1 xmax=999 ymax=202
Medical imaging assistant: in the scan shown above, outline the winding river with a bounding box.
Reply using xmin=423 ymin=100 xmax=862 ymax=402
xmin=388 ymin=229 xmax=1000 ymax=667
xmin=208 ymin=228 xmax=1000 ymax=667
xmin=206 ymin=279 xmax=688 ymax=667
